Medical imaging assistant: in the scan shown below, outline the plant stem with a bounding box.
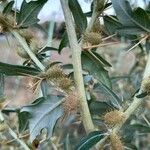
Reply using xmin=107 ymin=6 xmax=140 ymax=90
xmin=86 ymin=0 xmax=105 ymax=32
xmin=11 ymin=30 xmax=45 ymax=71
xmin=98 ymin=48 xmax=150 ymax=148
xmin=60 ymin=0 xmax=95 ymax=133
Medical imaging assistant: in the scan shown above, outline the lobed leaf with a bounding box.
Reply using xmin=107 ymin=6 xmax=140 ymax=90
xmin=17 ymin=0 xmax=47 ymax=27
xmin=18 ymin=95 xmax=64 ymax=142
xmin=111 ymin=0 xmax=150 ymax=32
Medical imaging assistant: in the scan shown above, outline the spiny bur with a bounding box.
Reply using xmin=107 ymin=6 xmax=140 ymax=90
xmin=0 ymin=122 xmax=8 ymax=132
xmin=46 ymin=65 xmax=65 ymax=80
xmin=141 ymin=76 xmax=150 ymax=94
xmin=83 ymin=32 xmax=102 ymax=45
xmin=56 ymin=77 xmax=73 ymax=92
xmin=63 ymin=91 xmax=79 ymax=114
xmin=109 ymin=132 xmax=124 ymax=150
xmin=103 ymin=110 xmax=125 ymax=127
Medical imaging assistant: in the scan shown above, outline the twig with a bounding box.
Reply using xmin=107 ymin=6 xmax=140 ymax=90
xmin=60 ymin=0 xmax=95 ymax=132
xmin=86 ymin=0 xmax=105 ymax=32
xmin=82 ymin=41 xmax=119 ymax=49
xmin=4 ymin=133 xmax=30 ymax=145
xmin=142 ymin=114 xmax=150 ymax=127
xmin=126 ymin=35 xmax=148 ymax=53
xmin=11 ymin=30 xmax=45 ymax=71
xmin=101 ymin=33 xmax=117 ymax=41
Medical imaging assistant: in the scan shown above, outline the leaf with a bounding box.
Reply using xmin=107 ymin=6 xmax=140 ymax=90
xmin=58 ymin=32 xmax=69 ymax=54
xmin=69 ymin=0 xmax=87 ymax=33
xmin=92 ymin=83 xmax=121 ymax=109
xmin=18 ymin=111 xmax=31 ymax=132
xmin=2 ymin=107 xmax=19 ymax=114
xmin=17 ymin=0 xmax=47 ymax=27
xmin=75 ymin=131 xmax=107 ymax=150
xmin=129 ymin=123 xmax=150 ymax=133
xmin=133 ymin=7 xmax=150 ymax=32
xmin=89 ymin=101 xmax=115 ymax=115
xmin=146 ymin=38 xmax=150 ymax=53
xmin=19 ymin=95 xmax=64 ymax=142
xmin=136 ymin=91 xmax=148 ymax=98
xmin=117 ymin=26 xmax=146 ymax=36
xmin=103 ymin=15 xmax=122 ymax=35
xmin=81 ymin=51 xmax=111 ymax=88
xmin=39 ymin=47 xmax=58 ymax=54
xmin=0 ymin=61 xmax=40 ymax=76
xmin=111 ymin=0 xmax=150 ymax=32
xmin=92 ymin=51 xmax=112 ymax=67
xmin=2 ymin=1 xmax=14 ymax=15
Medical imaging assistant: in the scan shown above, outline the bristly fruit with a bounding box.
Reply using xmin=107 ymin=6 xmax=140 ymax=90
xmin=110 ymin=132 xmax=124 ymax=150
xmin=56 ymin=77 xmax=73 ymax=92
xmin=141 ymin=76 xmax=150 ymax=94
xmin=46 ymin=65 xmax=66 ymax=80
xmin=83 ymin=31 xmax=102 ymax=45
xmin=63 ymin=91 xmax=79 ymax=115
xmin=103 ymin=110 xmax=125 ymax=126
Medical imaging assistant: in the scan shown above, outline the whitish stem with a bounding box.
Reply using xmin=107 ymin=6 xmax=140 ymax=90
xmin=11 ymin=30 xmax=45 ymax=71
xmin=60 ymin=0 xmax=95 ymax=132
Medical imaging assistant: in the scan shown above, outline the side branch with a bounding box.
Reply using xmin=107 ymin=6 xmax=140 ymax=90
xmin=98 ymin=50 xmax=150 ymax=148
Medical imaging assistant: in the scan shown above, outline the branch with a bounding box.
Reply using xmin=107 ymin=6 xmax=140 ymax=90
xmin=97 ymin=47 xmax=150 ymax=148
xmin=11 ymin=30 xmax=45 ymax=71
xmin=86 ymin=0 xmax=105 ymax=32
xmin=60 ymin=0 xmax=95 ymax=133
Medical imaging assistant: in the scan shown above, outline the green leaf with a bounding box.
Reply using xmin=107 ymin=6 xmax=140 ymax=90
xmin=75 ymin=131 xmax=107 ymax=150
xmin=92 ymin=83 xmax=121 ymax=109
xmin=104 ymin=15 xmax=122 ymax=35
xmin=18 ymin=111 xmax=31 ymax=132
xmin=89 ymin=101 xmax=115 ymax=115
xmin=146 ymin=38 xmax=150 ymax=53
xmin=92 ymin=51 xmax=112 ymax=67
xmin=17 ymin=0 xmax=47 ymax=27
xmin=0 ymin=61 xmax=40 ymax=76
xmin=19 ymin=95 xmax=64 ymax=142
xmin=69 ymin=0 xmax=87 ymax=33
xmin=133 ymin=7 xmax=150 ymax=31
xmin=39 ymin=47 xmax=58 ymax=54
xmin=117 ymin=26 xmax=146 ymax=36
xmin=2 ymin=1 xmax=14 ymax=15
xmin=81 ymin=51 xmax=111 ymax=88
xmin=58 ymin=32 xmax=69 ymax=54
xmin=129 ymin=123 xmax=150 ymax=133
xmin=111 ymin=0 xmax=150 ymax=32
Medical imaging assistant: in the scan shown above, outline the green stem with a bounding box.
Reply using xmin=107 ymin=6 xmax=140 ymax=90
xmin=11 ymin=30 xmax=45 ymax=71
xmin=60 ymin=0 xmax=95 ymax=133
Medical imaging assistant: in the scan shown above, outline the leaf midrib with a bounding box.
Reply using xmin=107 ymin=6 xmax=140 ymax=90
xmin=117 ymin=0 xmax=150 ymax=32
xmin=19 ymin=3 xmax=41 ymax=26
